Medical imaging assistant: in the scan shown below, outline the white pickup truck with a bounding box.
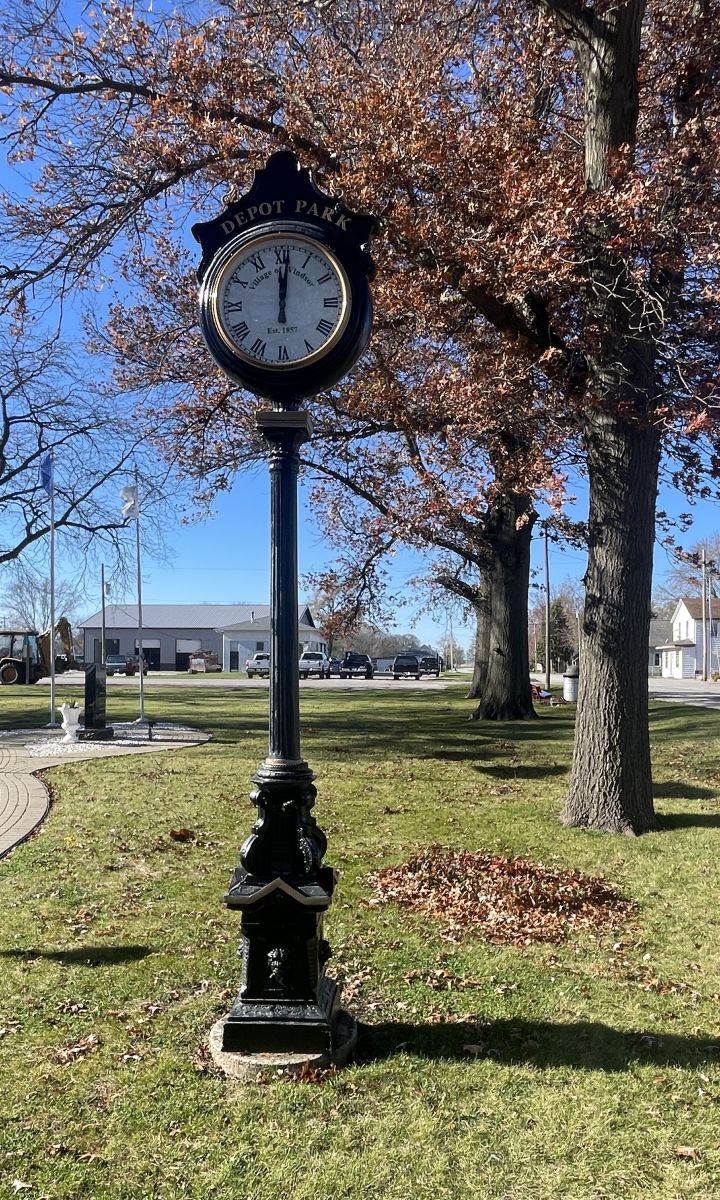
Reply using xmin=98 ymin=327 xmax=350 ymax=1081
xmin=246 ymin=652 xmax=270 ymax=678
xmin=299 ymin=651 xmax=331 ymax=679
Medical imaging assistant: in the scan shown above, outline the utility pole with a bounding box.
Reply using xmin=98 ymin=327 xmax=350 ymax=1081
xmin=702 ymin=547 xmax=708 ymax=682
xmin=543 ymin=524 xmax=551 ymax=692
xmin=448 ymin=612 xmax=455 ymax=671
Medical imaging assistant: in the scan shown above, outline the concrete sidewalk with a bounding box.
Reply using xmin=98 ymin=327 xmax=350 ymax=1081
xmin=0 ymin=723 xmax=210 ymax=861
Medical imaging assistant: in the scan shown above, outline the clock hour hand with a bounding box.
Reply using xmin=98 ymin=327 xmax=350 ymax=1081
xmin=278 ymin=262 xmax=288 ymax=324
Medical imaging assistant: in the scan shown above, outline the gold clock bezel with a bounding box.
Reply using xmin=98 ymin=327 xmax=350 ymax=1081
xmin=209 ymin=231 xmax=351 ymax=370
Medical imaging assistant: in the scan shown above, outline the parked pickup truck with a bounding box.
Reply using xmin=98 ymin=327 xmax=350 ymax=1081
xmin=299 ymin=651 xmax=331 ymax=679
xmin=246 ymin=652 xmax=270 ymax=678
xmin=339 ymin=651 xmax=374 ymax=679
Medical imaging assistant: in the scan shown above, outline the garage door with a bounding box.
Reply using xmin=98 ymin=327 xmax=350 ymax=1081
xmin=175 ymin=638 xmax=202 ymax=672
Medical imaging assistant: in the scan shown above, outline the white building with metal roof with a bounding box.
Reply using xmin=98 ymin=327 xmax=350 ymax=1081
xmin=79 ymin=603 xmax=326 ymax=671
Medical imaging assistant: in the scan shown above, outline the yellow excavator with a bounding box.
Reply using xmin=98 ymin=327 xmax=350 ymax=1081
xmin=0 ymin=617 xmax=76 ymax=685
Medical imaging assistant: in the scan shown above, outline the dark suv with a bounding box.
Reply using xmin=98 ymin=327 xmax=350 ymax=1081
xmin=419 ymin=655 xmax=441 ymax=677
xmin=392 ymin=653 xmax=421 ymax=680
xmin=339 ymin=651 xmax=374 ymax=679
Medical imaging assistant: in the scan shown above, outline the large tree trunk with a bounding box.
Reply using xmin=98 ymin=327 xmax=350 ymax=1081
xmin=542 ymin=0 xmax=660 ymax=832
xmin=470 ymin=493 xmax=536 ymax=720
xmin=562 ymin=411 xmax=660 ymax=833
xmin=466 ymin=578 xmax=490 ymax=700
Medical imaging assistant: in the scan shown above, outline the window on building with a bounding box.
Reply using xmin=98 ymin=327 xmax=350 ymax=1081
xmin=676 ymin=651 xmax=681 ymax=668
xmin=256 ymin=641 xmax=264 ymax=651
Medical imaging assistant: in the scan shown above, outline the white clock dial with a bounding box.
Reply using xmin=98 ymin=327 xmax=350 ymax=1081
xmin=211 ymin=233 xmax=350 ymax=368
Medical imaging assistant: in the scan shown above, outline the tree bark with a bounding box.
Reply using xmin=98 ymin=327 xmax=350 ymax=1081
xmin=469 ymin=493 xmax=536 ymax=720
xmin=466 ymin=577 xmax=490 ymax=700
xmin=537 ymin=0 xmax=661 ymax=832
xmin=562 ymin=409 xmax=660 ymax=833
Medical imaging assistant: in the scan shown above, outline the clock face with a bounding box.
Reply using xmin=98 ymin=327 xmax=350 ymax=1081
xmin=210 ymin=233 xmax=350 ymax=369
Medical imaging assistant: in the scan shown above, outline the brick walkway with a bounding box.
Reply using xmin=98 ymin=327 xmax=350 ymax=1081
xmin=0 ymin=724 xmax=210 ymax=860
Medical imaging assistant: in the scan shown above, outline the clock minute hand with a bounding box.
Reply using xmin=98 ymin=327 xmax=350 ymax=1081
xmin=278 ymin=262 xmax=288 ymax=324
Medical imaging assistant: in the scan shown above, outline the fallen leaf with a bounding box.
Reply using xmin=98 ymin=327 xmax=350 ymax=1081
xmin=169 ymin=828 xmax=195 ymax=842
xmin=674 ymin=1147 xmax=700 ymax=1161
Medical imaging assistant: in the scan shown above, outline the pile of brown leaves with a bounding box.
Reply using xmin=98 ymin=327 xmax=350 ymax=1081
xmin=369 ymin=847 xmax=634 ymax=946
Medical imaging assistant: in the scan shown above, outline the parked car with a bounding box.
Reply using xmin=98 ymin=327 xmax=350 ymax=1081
xmin=328 ymin=658 xmax=341 ymax=676
xmin=105 ymin=653 xmax=136 ymax=676
xmin=129 ymin=655 xmax=149 ymax=674
xmin=419 ymin=655 xmax=441 ymax=677
xmin=246 ymin=652 xmax=270 ymax=678
xmin=339 ymin=651 xmax=374 ymax=679
xmin=299 ymin=651 xmax=331 ymax=679
xmin=392 ymin=653 xmax=421 ymax=680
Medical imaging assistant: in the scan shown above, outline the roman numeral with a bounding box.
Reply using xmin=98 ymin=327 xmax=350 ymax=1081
xmin=316 ymin=318 xmax=333 ymax=336
xmin=231 ymin=320 xmax=249 ymax=340
xmin=317 ymin=272 xmax=332 ymax=284
xmin=225 ymin=300 xmax=243 ymax=312
xmin=302 ymin=253 xmax=312 ymax=269
xmin=323 ymin=296 xmax=339 ymax=308
xmin=230 ymin=273 xmax=249 ymax=288
xmin=277 ymin=345 xmax=290 ymax=361
xmin=248 ymin=253 xmax=265 ymax=271
xmin=304 ymin=340 xmax=315 ymax=354
xmin=274 ymin=247 xmax=290 ymax=265
xmin=250 ymin=338 xmax=267 ymax=358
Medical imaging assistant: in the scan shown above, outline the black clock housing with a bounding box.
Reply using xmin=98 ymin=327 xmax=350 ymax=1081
xmin=193 ymin=154 xmax=376 ymax=401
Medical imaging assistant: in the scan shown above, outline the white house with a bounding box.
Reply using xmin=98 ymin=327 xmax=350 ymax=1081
xmin=216 ymin=613 xmax=327 ymax=671
xmin=656 ymin=597 xmax=719 ymax=678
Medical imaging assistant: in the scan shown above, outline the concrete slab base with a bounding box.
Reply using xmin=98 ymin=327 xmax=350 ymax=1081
xmin=208 ymin=1010 xmax=357 ymax=1082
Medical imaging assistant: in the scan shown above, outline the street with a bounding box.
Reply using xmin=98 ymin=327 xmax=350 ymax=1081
xmin=28 ymin=670 xmax=720 ymax=708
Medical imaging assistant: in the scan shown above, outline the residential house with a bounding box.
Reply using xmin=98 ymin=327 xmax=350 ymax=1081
xmin=648 ymin=619 xmax=672 ymax=676
xmin=79 ymin=603 xmax=325 ymax=671
xmin=655 ymin=597 xmax=719 ymax=679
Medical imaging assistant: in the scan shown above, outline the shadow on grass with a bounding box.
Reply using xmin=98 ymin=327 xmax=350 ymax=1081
xmin=655 ymin=811 xmax=720 ymax=830
xmin=653 ymin=781 xmax=716 ymax=800
xmin=359 ymin=1019 xmax=720 ymax=1071
xmin=0 ymin=944 xmax=152 ymax=966
xmin=477 ymin=763 xmax=568 ymax=780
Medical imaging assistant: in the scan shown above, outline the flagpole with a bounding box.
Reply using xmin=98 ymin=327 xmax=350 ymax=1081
xmin=101 ymin=563 xmax=107 ymax=665
xmin=134 ymin=472 xmax=145 ymax=723
xmin=48 ymin=463 xmax=58 ymax=726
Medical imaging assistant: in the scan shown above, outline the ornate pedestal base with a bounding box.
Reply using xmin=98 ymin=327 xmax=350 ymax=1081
xmin=208 ymin=1009 xmax=357 ymax=1082
xmin=221 ymin=857 xmax=339 ymax=1056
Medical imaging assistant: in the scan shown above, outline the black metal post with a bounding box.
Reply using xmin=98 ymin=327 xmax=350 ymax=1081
xmin=221 ymin=405 xmax=338 ymax=1055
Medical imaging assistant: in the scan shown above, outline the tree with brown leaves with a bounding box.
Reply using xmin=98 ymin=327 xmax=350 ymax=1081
xmin=1 ymin=1 xmax=719 ymax=834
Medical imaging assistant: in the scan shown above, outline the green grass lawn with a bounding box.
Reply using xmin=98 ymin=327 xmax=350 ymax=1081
xmin=1 ymin=683 xmax=720 ymax=1199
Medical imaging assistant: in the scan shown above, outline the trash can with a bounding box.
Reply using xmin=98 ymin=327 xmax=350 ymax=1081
xmin=563 ymin=664 xmax=579 ymax=702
